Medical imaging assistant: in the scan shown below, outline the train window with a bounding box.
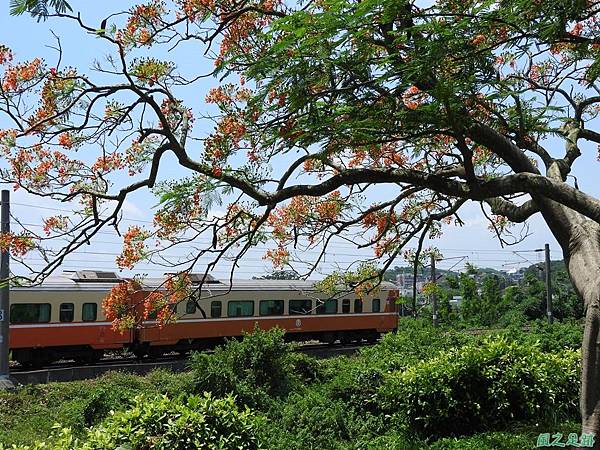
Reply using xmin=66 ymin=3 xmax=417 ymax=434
xmin=82 ymin=303 xmax=97 ymax=321
xmin=228 ymin=301 xmax=254 ymax=317
xmin=59 ymin=303 xmax=74 ymax=322
xmin=354 ymin=299 xmax=363 ymax=313
xmin=10 ymin=303 xmax=51 ymax=323
xmin=260 ymin=300 xmax=284 ymax=316
xmin=211 ymin=301 xmax=222 ymax=318
xmin=317 ymin=299 xmax=337 ymax=314
xmin=289 ymin=299 xmax=312 ymax=315
xmin=372 ymin=298 xmax=380 ymax=313
xmin=186 ymin=300 xmax=197 ymax=314
xmin=342 ymin=299 xmax=350 ymax=313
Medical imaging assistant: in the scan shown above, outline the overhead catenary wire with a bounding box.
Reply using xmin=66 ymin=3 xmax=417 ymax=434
xmin=10 ymin=201 xmax=564 ymax=254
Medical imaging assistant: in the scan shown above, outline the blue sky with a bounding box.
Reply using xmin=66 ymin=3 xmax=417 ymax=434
xmin=1 ymin=1 xmax=598 ymax=279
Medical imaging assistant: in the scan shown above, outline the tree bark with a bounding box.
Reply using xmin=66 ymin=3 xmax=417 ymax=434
xmin=565 ymin=221 xmax=600 ymax=449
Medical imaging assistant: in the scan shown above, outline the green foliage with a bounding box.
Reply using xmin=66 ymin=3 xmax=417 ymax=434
xmin=264 ymin=390 xmax=388 ymax=450
xmin=85 ymin=393 xmax=263 ymax=450
xmin=458 ymin=272 xmax=480 ymax=323
xmin=189 ymin=326 xmax=299 ymax=409
xmin=428 ymin=431 xmax=535 ymax=450
xmin=0 ymin=325 xmax=584 ymax=449
xmin=1 ymin=394 xmax=264 ymax=450
xmin=502 ymin=320 xmax=583 ymax=353
xmin=378 ymin=337 xmax=580 ymax=439
xmin=9 ymin=0 xmax=71 ymax=19
xmin=0 ymin=369 xmax=195 ymax=446
xmin=320 ymin=320 xmax=476 ymax=416
xmin=358 ymin=319 xmax=476 ymax=372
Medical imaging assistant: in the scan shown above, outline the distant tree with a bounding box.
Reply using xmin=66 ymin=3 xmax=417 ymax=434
xmin=436 ymin=285 xmax=457 ymax=325
xmin=459 ymin=272 xmax=480 ymax=324
xmin=253 ymin=270 xmax=301 ymax=280
xmin=480 ymin=275 xmax=502 ymax=326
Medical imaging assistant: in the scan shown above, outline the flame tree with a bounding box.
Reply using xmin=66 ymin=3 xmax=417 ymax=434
xmin=4 ymin=0 xmax=600 ymax=439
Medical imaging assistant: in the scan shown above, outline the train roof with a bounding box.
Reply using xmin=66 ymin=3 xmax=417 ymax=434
xmin=11 ymin=271 xmax=396 ymax=293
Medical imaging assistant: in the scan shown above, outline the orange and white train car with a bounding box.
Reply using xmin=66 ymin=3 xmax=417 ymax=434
xmin=136 ymin=277 xmax=399 ymax=356
xmin=8 ymin=271 xmax=399 ymax=366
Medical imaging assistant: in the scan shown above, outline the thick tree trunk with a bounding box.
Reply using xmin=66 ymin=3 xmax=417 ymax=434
xmin=565 ymin=222 xmax=600 ymax=449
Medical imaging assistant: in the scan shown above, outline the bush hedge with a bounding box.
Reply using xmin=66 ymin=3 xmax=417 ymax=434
xmin=189 ymin=326 xmax=300 ymax=409
xmin=2 ymin=393 xmax=264 ymax=450
xmin=378 ymin=337 xmax=580 ymax=438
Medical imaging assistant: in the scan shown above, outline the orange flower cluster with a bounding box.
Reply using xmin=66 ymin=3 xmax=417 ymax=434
xmin=2 ymin=58 xmax=42 ymax=92
xmin=142 ymin=291 xmax=177 ymax=327
xmin=42 ymin=215 xmax=69 ymax=235
xmin=0 ymin=45 xmax=13 ymax=65
xmin=140 ymin=274 xmax=192 ymax=328
xmin=374 ymin=237 xmax=398 ymax=258
xmin=116 ymin=226 xmax=149 ymax=269
xmin=116 ymin=0 xmax=166 ymax=47
xmin=264 ymin=246 xmax=290 ymax=268
xmin=91 ymin=153 xmax=125 ymax=174
xmin=218 ymin=115 xmax=246 ymax=143
xmin=362 ymin=210 xmax=398 ymax=236
xmin=204 ymin=114 xmax=247 ymax=166
xmin=165 ymin=273 xmax=191 ymax=303
xmin=349 ymin=143 xmax=407 ymax=168
xmin=178 ymin=0 xmax=215 ymax=21
xmin=206 ymin=86 xmax=232 ymax=104
xmin=0 ymin=232 xmax=35 ymax=257
xmin=402 ymin=85 xmax=423 ymax=110
xmin=159 ymin=98 xmax=194 ymax=131
xmin=571 ymin=22 xmax=584 ymax=37
xmin=471 ymin=34 xmax=486 ymax=46
xmin=0 ymin=129 xmax=17 ymax=157
xmin=315 ymin=191 xmax=343 ymax=221
xmin=217 ymin=1 xmax=278 ymax=64
xmin=267 ymin=196 xmax=310 ymax=237
xmin=28 ymin=68 xmax=78 ymax=133
xmin=103 ymin=281 xmax=137 ymax=332
xmin=4 ymin=143 xmax=82 ymax=190
xmin=205 ymin=84 xmax=251 ymax=106
xmin=57 ymin=132 xmax=74 ymax=149
xmin=472 ymin=145 xmax=492 ymax=165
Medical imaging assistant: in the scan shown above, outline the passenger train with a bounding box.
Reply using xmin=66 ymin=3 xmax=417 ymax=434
xmin=8 ymin=270 xmax=399 ymax=367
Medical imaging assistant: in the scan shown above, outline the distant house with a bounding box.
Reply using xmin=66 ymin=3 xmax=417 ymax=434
xmin=450 ymin=295 xmax=462 ymax=309
xmin=395 ymin=272 xmax=428 ymax=298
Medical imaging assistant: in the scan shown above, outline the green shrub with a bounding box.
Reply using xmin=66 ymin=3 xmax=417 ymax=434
xmin=264 ymin=389 xmax=386 ymax=450
xmin=288 ymin=350 xmax=323 ymax=384
xmin=378 ymin=337 xmax=580 ymax=438
xmin=1 ymin=393 xmax=264 ymax=450
xmin=358 ymin=319 xmax=476 ymax=372
xmin=86 ymin=393 xmax=263 ymax=450
xmin=318 ymin=320 xmax=477 ymax=415
xmin=508 ymin=320 xmax=583 ymax=353
xmin=0 ymin=369 xmax=195 ymax=446
xmin=189 ymin=326 xmax=299 ymax=409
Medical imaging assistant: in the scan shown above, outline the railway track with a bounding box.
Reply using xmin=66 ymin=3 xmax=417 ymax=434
xmin=7 ymin=342 xmax=373 ymax=386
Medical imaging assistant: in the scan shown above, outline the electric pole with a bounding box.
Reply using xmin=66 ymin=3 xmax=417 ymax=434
xmin=431 ymin=253 xmax=438 ymax=327
xmin=0 ymin=190 xmax=12 ymax=389
xmin=545 ymin=243 xmax=553 ymax=324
